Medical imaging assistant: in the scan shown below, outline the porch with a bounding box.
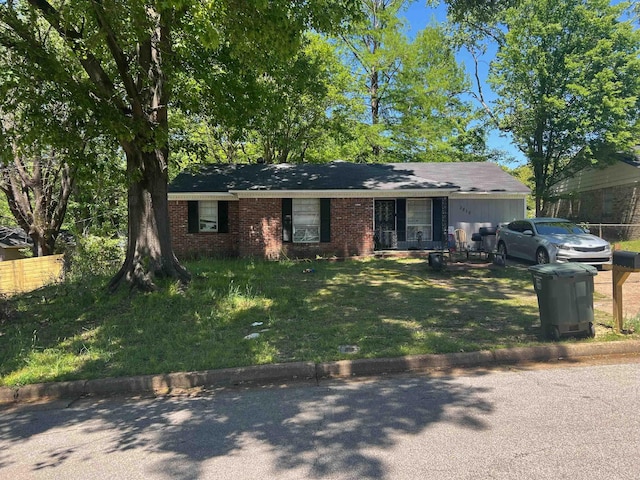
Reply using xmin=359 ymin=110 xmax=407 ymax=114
xmin=373 ymin=197 xmax=449 ymax=252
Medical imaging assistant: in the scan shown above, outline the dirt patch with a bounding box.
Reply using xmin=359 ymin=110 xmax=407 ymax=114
xmin=491 ymin=255 xmax=640 ymax=322
xmin=593 ymin=269 xmax=640 ymax=321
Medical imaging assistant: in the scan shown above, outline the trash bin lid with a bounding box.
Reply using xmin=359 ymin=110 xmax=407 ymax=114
xmin=528 ymin=263 xmax=597 ymax=277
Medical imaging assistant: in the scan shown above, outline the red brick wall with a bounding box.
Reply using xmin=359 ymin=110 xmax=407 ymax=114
xmin=320 ymin=197 xmax=375 ymax=257
xmin=169 ymin=200 xmax=240 ymax=259
xmin=169 ymin=197 xmax=375 ymax=259
xmin=238 ymin=198 xmax=283 ymax=259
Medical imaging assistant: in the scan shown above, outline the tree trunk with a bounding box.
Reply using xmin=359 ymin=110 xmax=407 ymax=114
xmin=108 ymin=143 xmax=190 ymax=292
xmin=370 ymin=67 xmax=382 ymax=157
xmin=0 ymin=145 xmax=73 ymax=258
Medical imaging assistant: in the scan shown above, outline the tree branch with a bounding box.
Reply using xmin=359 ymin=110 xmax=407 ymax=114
xmin=91 ymin=0 xmax=144 ymax=118
xmin=24 ymin=0 xmax=125 ymax=112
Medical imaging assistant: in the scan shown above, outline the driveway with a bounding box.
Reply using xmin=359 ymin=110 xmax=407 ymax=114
xmin=502 ymin=257 xmax=640 ymax=321
xmin=593 ymin=268 xmax=640 ymax=321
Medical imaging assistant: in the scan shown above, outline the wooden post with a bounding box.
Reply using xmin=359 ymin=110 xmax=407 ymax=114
xmin=611 ymin=265 xmax=637 ymax=333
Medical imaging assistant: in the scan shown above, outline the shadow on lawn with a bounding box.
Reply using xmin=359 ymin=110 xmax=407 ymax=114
xmin=1 ymin=373 xmax=494 ymax=479
xmin=0 ymin=257 xmax=543 ymax=385
xmin=300 ymin=259 xmax=542 ymax=354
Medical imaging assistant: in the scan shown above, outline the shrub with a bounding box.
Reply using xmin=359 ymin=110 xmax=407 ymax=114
xmin=0 ymin=293 xmax=13 ymax=322
xmin=66 ymin=235 xmax=125 ymax=281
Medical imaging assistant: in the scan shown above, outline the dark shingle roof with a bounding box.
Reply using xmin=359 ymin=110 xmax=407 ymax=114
xmin=0 ymin=226 xmax=31 ymax=248
xmin=169 ymin=162 xmax=530 ymax=194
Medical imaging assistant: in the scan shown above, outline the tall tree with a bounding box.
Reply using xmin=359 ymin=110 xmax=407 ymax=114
xmin=175 ymin=33 xmax=352 ymax=165
xmin=0 ymin=1 xmax=357 ymax=291
xmin=489 ymin=0 xmax=640 ymax=215
xmin=386 ymin=25 xmax=481 ymax=162
xmin=250 ymin=34 xmax=351 ymax=164
xmin=0 ymin=124 xmax=75 ymax=257
xmin=337 ymin=0 xmax=482 ymax=162
xmin=0 ymin=44 xmax=92 ymax=257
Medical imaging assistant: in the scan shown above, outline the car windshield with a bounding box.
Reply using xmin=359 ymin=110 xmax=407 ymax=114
xmin=535 ymin=222 xmax=585 ymax=235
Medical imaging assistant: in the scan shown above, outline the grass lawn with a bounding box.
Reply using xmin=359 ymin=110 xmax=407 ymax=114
xmin=1 ymin=256 xmax=638 ymax=387
xmin=619 ymin=239 xmax=640 ymax=252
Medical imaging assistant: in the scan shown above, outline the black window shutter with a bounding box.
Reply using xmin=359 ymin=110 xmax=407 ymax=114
xmin=320 ymin=198 xmax=331 ymax=243
xmin=396 ymin=199 xmax=406 ymax=242
xmin=187 ymin=201 xmax=199 ymax=233
xmin=282 ymin=198 xmax=292 ymax=242
xmin=433 ymin=198 xmax=443 ymax=241
xmin=218 ymin=201 xmax=229 ymax=233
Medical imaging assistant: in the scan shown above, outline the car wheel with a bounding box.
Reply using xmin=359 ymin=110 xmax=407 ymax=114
xmin=536 ymin=248 xmax=550 ymax=265
xmin=497 ymin=241 xmax=508 ymax=258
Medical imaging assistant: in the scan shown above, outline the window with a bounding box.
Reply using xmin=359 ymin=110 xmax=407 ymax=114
xmin=187 ymin=201 xmax=229 ymax=233
xmin=406 ymin=199 xmax=432 ymax=241
xmin=282 ymin=198 xmax=330 ymax=243
xmin=293 ymin=198 xmax=320 ymax=243
xmin=199 ymin=201 xmax=218 ymax=232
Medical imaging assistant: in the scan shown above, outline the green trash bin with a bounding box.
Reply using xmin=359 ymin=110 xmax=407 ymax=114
xmin=529 ymin=263 xmax=597 ymax=340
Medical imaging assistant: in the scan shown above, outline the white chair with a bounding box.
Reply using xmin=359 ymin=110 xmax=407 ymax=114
xmin=454 ymin=229 xmax=467 ymax=252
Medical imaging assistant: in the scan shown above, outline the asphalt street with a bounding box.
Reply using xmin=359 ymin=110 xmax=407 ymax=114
xmin=1 ymin=358 xmax=639 ymax=479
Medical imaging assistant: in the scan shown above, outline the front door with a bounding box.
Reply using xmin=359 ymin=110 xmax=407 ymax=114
xmin=375 ymin=200 xmax=397 ymax=249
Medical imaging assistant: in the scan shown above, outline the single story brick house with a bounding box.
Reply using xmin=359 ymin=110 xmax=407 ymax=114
xmin=168 ymin=161 xmax=530 ymax=259
xmin=545 ymin=154 xmax=640 ymax=241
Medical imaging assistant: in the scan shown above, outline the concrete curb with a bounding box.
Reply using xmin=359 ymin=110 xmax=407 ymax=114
xmin=1 ymin=341 xmax=639 ymax=405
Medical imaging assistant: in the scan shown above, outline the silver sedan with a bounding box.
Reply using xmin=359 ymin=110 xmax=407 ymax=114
xmin=496 ymin=218 xmax=612 ymax=265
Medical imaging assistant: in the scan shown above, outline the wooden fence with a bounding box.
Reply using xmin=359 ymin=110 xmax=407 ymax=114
xmin=0 ymin=255 xmax=65 ymax=295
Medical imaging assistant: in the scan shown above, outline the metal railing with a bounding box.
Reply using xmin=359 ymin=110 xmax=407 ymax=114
xmin=577 ymin=223 xmax=640 ymax=242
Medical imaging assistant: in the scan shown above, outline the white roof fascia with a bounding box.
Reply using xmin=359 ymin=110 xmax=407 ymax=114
xmin=449 ymin=192 xmax=529 ymax=200
xmin=168 ymin=192 xmax=238 ymax=201
xmin=231 ymin=189 xmax=457 ymax=199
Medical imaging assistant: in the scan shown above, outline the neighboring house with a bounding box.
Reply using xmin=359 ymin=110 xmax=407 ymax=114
xmin=168 ymin=162 xmax=530 ymax=259
xmin=546 ymin=155 xmax=640 ymax=241
xmin=0 ymin=226 xmax=31 ymax=261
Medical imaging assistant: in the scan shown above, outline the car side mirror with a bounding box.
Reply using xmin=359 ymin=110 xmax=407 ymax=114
xmin=523 ymin=230 xmax=534 ymax=236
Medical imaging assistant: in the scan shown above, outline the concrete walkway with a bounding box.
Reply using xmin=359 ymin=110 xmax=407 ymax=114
xmin=2 ymin=340 xmax=639 ymax=406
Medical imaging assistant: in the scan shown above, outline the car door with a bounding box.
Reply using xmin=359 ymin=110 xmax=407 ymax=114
xmin=517 ymin=220 xmax=537 ymax=261
xmin=503 ymin=221 xmax=520 ymax=258
xmin=500 ymin=221 xmax=521 ymax=259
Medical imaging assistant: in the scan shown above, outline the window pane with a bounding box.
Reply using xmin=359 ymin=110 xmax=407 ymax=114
xmin=199 ymin=201 xmax=218 ymax=232
xmin=293 ymin=199 xmax=320 ymax=243
xmin=406 ymin=199 xmax=432 ymax=241
xmin=407 ymin=226 xmax=432 ymax=242
xmin=293 ymin=226 xmax=320 ymax=242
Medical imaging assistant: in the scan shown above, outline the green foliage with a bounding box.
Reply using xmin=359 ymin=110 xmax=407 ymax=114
xmin=502 ymin=163 xmax=535 ymax=216
xmin=445 ymin=0 xmax=520 ymax=25
xmin=65 ymin=149 xmax=127 ymax=237
xmin=172 ymin=32 xmax=354 ymax=165
xmin=170 ymin=1 xmax=494 ymax=166
xmin=334 ymin=0 xmax=487 ymax=162
xmin=1 ymin=1 xmax=360 ymax=288
xmin=0 ymin=292 xmax=14 ymax=323
xmin=66 ymin=235 xmax=125 ymax=281
xmin=490 ymin=0 xmax=640 ymax=213
xmin=0 ymin=195 xmax=15 ymax=226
